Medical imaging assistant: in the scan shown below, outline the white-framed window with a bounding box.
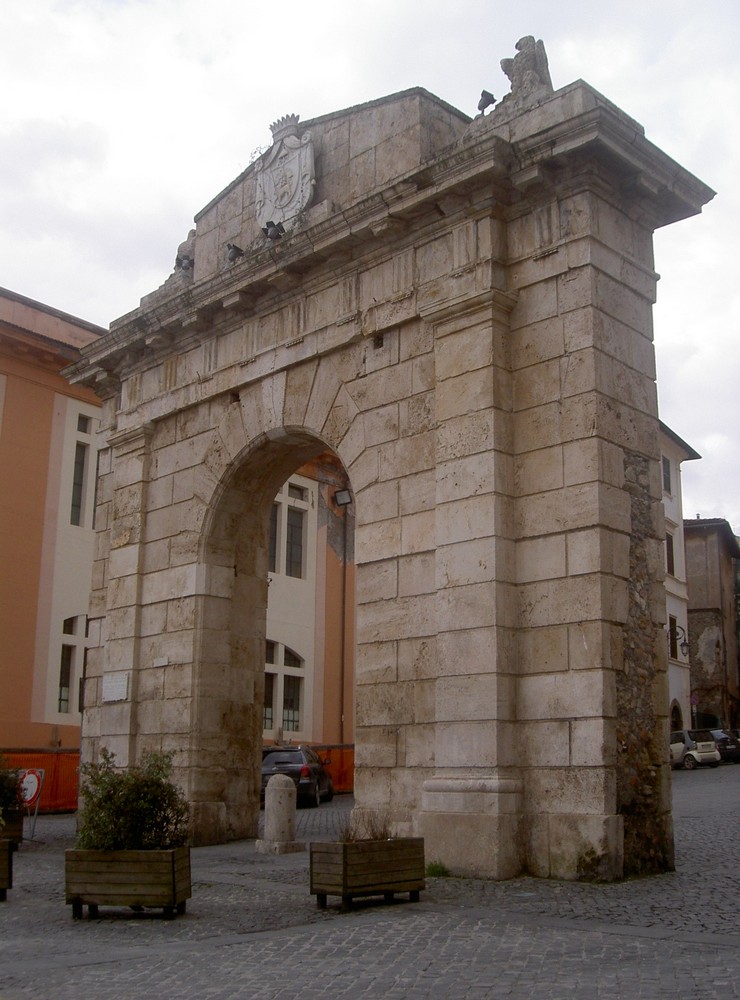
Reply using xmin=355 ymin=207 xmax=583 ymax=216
xmin=662 ymin=455 xmax=672 ymax=496
xmin=263 ymin=472 xmax=317 ymax=741
xmin=263 ymin=640 xmax=304 ymax=735
xmin=668 ymin=615 xmax=679 ymax=660
xmin=268 ymin=480 xmax=310 ymax=579
xmin=666 ymin=531 xmax=675 ymax=577
xmin=70 ymin=412 xmax=94 ymax=527
xmin=57 ymin=615 xmax=87 ymax=714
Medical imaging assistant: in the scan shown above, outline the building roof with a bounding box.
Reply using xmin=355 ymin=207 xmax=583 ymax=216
xmin=684 ymin=517 xmax=740 ymax=558
xmin=659 ymin=420 xmax=701 ymax=461
xmin=0 ymin=286 xmax=106 ymax=350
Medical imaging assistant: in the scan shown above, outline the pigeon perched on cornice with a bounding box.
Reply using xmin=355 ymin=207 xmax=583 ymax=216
xmin=477 ymin=89 xmax=496 ymax=114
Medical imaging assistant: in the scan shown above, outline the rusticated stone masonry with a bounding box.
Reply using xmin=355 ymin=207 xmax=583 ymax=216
xmin=65 ymin=61 xmax=712 ymax=879
xmin=618 ymin=450 xmax=674 ymax=876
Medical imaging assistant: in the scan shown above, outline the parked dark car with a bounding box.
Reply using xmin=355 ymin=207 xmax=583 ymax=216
xmin=709 ymin=729 xmax=740 ymax=763
xmin=261 ymin=746 xmax=334 ymax=807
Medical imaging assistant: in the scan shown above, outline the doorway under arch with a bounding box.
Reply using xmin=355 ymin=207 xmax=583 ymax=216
xmin=670 ymin=702 xmax=683 ymax=732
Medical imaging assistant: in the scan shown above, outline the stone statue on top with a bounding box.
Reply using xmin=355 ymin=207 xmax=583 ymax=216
xmin=499 ymin=36 xmax=553 ymax=110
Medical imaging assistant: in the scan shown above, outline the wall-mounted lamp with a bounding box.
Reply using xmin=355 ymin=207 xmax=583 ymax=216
xmin=668 ymin=623 xmax=690 ymax=658
xmin=262 ymin=220 xmax=286 ymax=241
xmin=227 ymin=243 xmax=244 ymax=262
xmin=334 ymin=488 xmax=352 ymax=507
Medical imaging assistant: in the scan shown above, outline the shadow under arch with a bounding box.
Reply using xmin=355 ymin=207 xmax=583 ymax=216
xmin=190 ymin=426 xmax=349 ymax=845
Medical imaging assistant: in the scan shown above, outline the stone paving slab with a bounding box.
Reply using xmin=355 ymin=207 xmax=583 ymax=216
xmin=1 ymin=769 xmax=740 ymax=998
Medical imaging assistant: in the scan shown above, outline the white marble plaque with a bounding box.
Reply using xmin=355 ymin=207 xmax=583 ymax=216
xmin=102 ymin=672 xmax=129 ymax=703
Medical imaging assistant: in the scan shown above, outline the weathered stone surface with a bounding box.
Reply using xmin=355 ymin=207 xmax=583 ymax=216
xmin=68 ymin=71 xmax=713 ymax=881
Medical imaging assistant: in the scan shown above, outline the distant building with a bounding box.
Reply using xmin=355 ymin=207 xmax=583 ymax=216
xmin=264 ymin=455 xmax=355 ymax=749
xmin=659 ymin=422 xmax=700 ymax=731
xmin=684 ymin=517 xmax=740 ymax=728
xmin=0 ymin=288 xmax=103 ymax=755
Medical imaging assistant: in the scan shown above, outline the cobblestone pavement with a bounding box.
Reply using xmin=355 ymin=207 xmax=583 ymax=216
xmin=2 ymin=767 xmax=740 ymax=999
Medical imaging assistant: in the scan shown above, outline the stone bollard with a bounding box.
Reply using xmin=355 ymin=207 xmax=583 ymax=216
xmin=255 ymin=774 xmax=305 ymax=854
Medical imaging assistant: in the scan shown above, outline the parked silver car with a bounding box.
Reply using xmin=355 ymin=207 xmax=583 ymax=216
xmin=670 ymin=730 xmax=721 ymax=770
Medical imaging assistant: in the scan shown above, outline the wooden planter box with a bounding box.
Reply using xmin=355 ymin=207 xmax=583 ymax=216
xmin=65 ymin=846 xmax=191 ymax=919
xmin=310 ymin=837 xmax=425 ymax=910
xmin=2 ymin=812 xmax=23 ymax=851
xmin=0 ymin=839 xmax=12 ymax=901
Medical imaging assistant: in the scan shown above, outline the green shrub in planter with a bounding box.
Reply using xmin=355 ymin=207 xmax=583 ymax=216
xmin=75 ymin=748 xmax=189 ymax=851
xmin=66 ymin=749 xmax=191 ymax=919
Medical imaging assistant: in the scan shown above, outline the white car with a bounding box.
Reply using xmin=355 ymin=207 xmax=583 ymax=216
xmin=670 ymin=730 xmax=721 ymax=769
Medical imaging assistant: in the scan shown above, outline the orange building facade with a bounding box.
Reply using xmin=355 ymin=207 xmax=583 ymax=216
xmin=0 ymin=289 xmax=104 ymax=805
xmin=0 ymin=287 xmax=355 ymax=804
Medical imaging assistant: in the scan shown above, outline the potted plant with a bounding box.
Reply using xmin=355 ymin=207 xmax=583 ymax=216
xmin=0 ymin=757 xmax=23 ymax=850
xmin=65 ymin=748 xmax=191 ymax=919
xmin=0 ymin=809 xmax=12 ymax=901
xmin=309 ymin=812 xmax=425 ymax=911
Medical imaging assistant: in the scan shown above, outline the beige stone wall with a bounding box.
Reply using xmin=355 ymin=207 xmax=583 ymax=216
xmin=69 ymin=82 xmax=713 ymax=876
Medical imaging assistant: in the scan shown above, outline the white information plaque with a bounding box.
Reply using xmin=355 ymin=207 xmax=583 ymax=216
xmin=102 ymin=672 xmax=129 ymax=703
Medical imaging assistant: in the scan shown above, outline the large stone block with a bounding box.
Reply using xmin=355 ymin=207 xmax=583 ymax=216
xmin=355 ymin=518 xmax=401 ymax=565
xmin=399 ymin=469 xmax=436 ymax=515
xmin=436 ymin=673 xmax=514 ymax=723
xmin=357 ymin=559 xmax=398 ymax=602
xmin=524 ymin=766 xmax=616 ymax=816
xmin=400 ymin=510 xmax=436 ymax=556
xmin=355 ymin=640 xmax=398 ymax=685
xmin=524 ymin=808 xmax=625 ymax=880
xmin=437 ymin=536 xmax=501 ymax=588
xmin=436 ymin=494 xmax=497 ymax=546
xmin=378 ymin=431 xmax=435 ymax=481
xmin=435 ymin=325 xmax=494 ymax=381
xmin=516 ymin=534 xmax=566 ymax=583
xmin=514 ymin=445 xmax=564 ymax=496
xmin=435 ymin=453 xmax=500 ymax=504
xmin=397 ymin=635 xmax=438 ymax=681
xmin=398 ymin=551 xmax=436 ymax=596
xmin=418 ymin=775 xmax=523 ymax=878
xmin=518 ymin=626 xmax=569 ymax=675
xmin=518 ymin=668 xmax=615 ymax=721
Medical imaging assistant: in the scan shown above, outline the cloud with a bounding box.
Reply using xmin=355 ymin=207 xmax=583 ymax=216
xmin=1 ymin=0 xmax=738 ymax=527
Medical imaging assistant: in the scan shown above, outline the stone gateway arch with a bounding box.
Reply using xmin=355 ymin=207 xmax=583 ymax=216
xmin=67 ymin=42 xmax=713 ymax=880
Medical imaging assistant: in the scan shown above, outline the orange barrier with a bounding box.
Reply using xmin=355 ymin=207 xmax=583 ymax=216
xmin=2 ymin=744 xmax=354 ymax=812
xmin=2 ymin=750 xmax=79 ymax=813
xmin=312 ymin=744 xmax=354 ymax=794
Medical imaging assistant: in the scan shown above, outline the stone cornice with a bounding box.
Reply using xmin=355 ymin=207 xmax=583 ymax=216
xmin=66 ymin=81 xmax=714 ymax=394
xmin=507 ymin=99 xmax=714 ymax=228
xmin=66 ymin=133 xmax=516 ymax=389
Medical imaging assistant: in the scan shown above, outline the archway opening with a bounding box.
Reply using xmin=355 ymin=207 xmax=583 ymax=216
xmin=192 ymin=430 xmax=354 ymax=845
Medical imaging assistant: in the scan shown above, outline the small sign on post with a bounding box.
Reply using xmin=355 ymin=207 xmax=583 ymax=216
xmin=19 ymin=769 xmax=44 ymax=840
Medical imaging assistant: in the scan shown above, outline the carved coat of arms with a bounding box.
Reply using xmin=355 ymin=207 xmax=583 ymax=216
xmin=255 ymin=115 xmax=315 ymax=231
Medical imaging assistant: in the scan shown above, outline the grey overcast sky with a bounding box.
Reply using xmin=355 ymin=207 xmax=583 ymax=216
xmin=2 ymin=1 xmax=738 ymax=529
